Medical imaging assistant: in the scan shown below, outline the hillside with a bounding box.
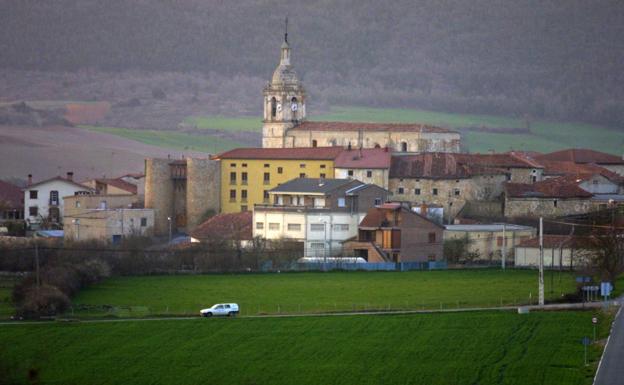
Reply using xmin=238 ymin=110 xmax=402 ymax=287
xmin=0 ymin=0 xmax=623 ymax=129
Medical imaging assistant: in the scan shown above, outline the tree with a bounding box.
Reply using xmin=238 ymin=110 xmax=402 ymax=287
xmin=587 ymin=225 xmax=624 ymax=287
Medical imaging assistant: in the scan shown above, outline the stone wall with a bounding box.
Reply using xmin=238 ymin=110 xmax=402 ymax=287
xmin=144 ymin=158 xmax=175 ymax=236
xmin=186 ymin=158 xmax=220 ymax=231
xmin=504 ymin=197 xmax=593 ymax=218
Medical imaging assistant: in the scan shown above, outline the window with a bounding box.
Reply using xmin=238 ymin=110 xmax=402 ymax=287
xmin=338 ymin=198 xmax=346 ymax=207
xmin=241 ymin=190 xmax=248 ymax=202
xmin=313 ymin=198 xmax=325 ymax=208
xmin=398 ymin=187 xmax=404 ymax=194
xmin=230 ymin=163 xmax=236 ymax=168
xmin=264 ymin=172 xmax=270 ymax=184
xmin=401 ymin=142 xmax=408 ymax=152
xmin=312 ymin=140 xmax=317 ymax=147
xmin=29 ymin=190 xmax=38 ymax=199
xmin=75 ymin=200 xmax=81 ymax=208
xmin=287 ymin=223 xmax=301 ymax=231
xmin=532 ymin=176 xmax=537 ymax=183
xmin=230 ymin=172 xmax=236 ymax=184
xmin=592 ymin=179 xmax=599 ymax=185
xmin=141 ymin=217 xmax=147 ymax=227
xmin=320 ymin=164 xmax=326 ymax=169
xmin=256 ymin=222 xmax=264 ymax=230
xmin=300 ymin=173 xmax=306 ymax=178
xmin=348 ymin=170 xmax=354 ymax=177
xmin=300 ymin=163 xmax=306 ymax=168
xmin=241 ymin=172 xmax=248 ymax=184
xmin=553 ymin=199 xmax=558 ymax=208
xmin=311 ymin=223 xmax=325 ymax=232
xmin=242 ymin=163 xmax=247 ymax=168
xmin=49 ymin=191 xmax=59 ymax=205
xmin=269 ymin=223 xmax=280 ymax=231
xmin=229 ymin=189 xmax=236 ymax=201
xmin=432 ymin=188 xmax=438 ymax=196
xmin=333 ymin=224 xmax=349 ymax=231
xmin=320 ymin=173 xmax=326 ymax=178
xmin=264 ymin=164 xmax=270 ymax=168
xmin=366 ymin=170 xmax=373 ymax=178
xmin=241 ymin=205 xmax=248 ymax=212
xmin=428 ymin=255 xmax=437 ymax=262
xmin=310 ymin=242 xmax=325 ymax=249
xmin=277 ymin=167 xmax=283 ymax=174
xmin=271 ymin=97 xmax=277 ymax=117
xmin=29 ymin=206 xmax=38 ymax=217
xmin=428 ymin=232 xmax=436 ymax=244
xmin=497 ymin=236 xmax=503 ymax=247
xmin=263 ymin=190 xmax=270 ymax=203
xmin=374 ymin=198 xmax=382 ymax=206
xmin=506 ymin=174 xmax=512 ymax=181
xmin=415 ymin=188 xmax=421 ymax=195
xmin=454 ymin=189 xmax=460 ymax=196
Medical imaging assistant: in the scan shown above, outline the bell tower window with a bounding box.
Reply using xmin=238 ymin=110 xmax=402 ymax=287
xmin=271 ymin=97 xmax=277 ymax=118
xmin=401 ymin=142 xmax=408 ymax=152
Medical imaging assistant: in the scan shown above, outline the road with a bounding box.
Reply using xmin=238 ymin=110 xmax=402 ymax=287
xmin=593 ymin=297 xmax=624 ymax=385
xmin=0 ymin=300 xmax=612 ymax=326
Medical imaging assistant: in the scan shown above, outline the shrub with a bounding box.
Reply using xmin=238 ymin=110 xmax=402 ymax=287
xmin=16 ymin=284 xmax=70 ymax=319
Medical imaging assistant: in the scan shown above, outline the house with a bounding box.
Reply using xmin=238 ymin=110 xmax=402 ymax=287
xmin=213 ymin=147 xmax=344 ymax=213
xmin=118 ymin=173 xmax=146 ymax=195
xmin=535 ymin=149 xmax=624 ymax=176
xmin=444 ymin=223 xmax=535 ymax=261
xmin=334 ymin=147 xmax=392 ymax=189
xmin=82 ymin=177 xmax=138 ymax=195
xmin=63 ymin=194 xmax=154 ymax=243
xmin=23 ymin=172 xmax=94 ymax=229
xmin=344 ymin=203 xmax=444 ymax=263
xmin=253 ymin=178 xmax=389 ymax=257
xmin=389 ymin=153 xmax=509 ymax=221
xmin=0 ymin=180 xmax=24 ymax=222
xmin=514 ymin=235 xmax=594 ymax=268
xmin=190 ymin=211 xmax=253 ymax=247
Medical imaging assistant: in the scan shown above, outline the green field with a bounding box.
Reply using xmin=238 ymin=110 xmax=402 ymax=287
xmin=185 ymin=106 xmax=623 ymax=154
xmin=0 ymin=276 xmax=17 ymax=318
xmin=70 ymin=270 xmax=576 ymax=318
xmin=80 ymin=125 xmax=242 ymax=154
xmin=0 ymin=310 xmax=609 ymax=385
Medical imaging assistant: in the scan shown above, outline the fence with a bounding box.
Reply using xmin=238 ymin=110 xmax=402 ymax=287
xmin=263 ymin=260 xmax=448 ymax=272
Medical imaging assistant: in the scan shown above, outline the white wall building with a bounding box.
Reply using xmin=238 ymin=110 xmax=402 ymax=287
xmin=23 ymin=173 xmax=93 ymax=229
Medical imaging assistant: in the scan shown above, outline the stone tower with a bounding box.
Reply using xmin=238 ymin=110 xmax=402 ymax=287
xmin=262 ymin=26 xmax=306 ymax=148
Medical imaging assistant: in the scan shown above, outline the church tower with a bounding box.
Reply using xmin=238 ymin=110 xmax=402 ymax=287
xmin=262 ymin=20 xmax=306 ymax=148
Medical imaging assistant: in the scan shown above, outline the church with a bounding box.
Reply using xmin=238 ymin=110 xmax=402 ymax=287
xmin=262 ymin=33 xmax=461 ymax=153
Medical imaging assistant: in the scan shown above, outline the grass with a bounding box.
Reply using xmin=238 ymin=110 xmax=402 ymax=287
xmin=0 ymin=310 xmax=611 ymax=385
xmin=80 ymin=125 xmax=242 ymax=154
xmin=70 ymin=270 xmax=577 ymax=318
xmin=184 ymin=106 xmax=623 ymax=154
xmin=0 ymin=276 xmax=17 ymax=318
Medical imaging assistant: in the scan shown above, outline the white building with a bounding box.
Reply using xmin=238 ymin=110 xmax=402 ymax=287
xmin=24 ymin=173 xmax=94 ymax=229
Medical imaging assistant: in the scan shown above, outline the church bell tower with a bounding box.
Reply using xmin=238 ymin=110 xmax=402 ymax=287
xmin=262 ymin=18 xmax=306 ymax=148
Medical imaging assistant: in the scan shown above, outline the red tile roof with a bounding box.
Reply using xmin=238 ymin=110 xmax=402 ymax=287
xmin=26 ymin=176 xmax=94 ymax=191
xmin=536 ymin=149 xmax=624 ymax=165
xmin=289 ymin=121 xmax=457 ymax=134
xmin=505 ymin=177 xmax=593 ymax=199
xmin=539 ymin=160 xmax=623 ymax=183
xmin=214 ymin=147 xmax=344 ymax=160
xmin=190 ymin=211 xmax=253 ymax=241
xmin=390 ymin=153 xmax=508 ymax=179
xmin=454 ymin=153 xmax=539 ymax=168
xmin=0 ymin=180 xmax=23 ymax=209
xmin=359 ymin=205 xmax=444 ymax=229
xmin=334 ymin=148 xmax=392 ymax=169
xmin=95 ymin=178 xmax=138 ymax=194
xmin=516 ymin=235 xmax=591 ymax=248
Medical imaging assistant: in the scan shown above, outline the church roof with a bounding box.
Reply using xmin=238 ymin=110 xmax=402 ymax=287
xmin=290 ymin=121 xmax=456 ymax=134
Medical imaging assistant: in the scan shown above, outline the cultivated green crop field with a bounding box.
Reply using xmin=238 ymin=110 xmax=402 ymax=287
xmin=0 ymin=310 xmax=609 ymax=385
xmin=70 ymin=270 xmax=576 ymax=318
xmin=0 ymin=276 xmax=17 ymax=318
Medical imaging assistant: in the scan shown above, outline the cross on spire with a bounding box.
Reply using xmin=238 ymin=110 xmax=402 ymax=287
xmin=284 ymin=16 xmax=288 ymax=43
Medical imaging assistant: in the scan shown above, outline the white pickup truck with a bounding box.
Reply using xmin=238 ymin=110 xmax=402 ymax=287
xmin=200 ymin=303 xmax=239 ymax=317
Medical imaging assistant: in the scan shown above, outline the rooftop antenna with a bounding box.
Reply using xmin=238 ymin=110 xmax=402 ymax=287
xmin=284 ymin=16 xmax=288 ymax=43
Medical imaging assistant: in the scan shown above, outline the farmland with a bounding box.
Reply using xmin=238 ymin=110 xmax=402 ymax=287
xmin=0 ymin=310 xmax=609 ymax=385
xmin=70 ymin=270 xmax=576 ymax=318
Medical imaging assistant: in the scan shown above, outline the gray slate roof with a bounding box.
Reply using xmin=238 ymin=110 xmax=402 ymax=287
xmin=270 ymin=178 xmax=360 ymax=195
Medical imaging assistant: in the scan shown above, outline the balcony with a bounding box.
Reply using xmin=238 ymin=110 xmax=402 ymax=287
xmin=49 ymin=199 xmax=59 ymax=206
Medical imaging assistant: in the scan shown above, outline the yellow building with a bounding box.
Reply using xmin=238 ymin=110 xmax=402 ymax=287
xmin=214 ymin=147 xmax=344 ymax=213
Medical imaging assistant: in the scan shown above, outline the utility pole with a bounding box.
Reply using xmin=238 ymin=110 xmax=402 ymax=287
xmin=539 ymin=217 xmax=545 ymax=306
xmin=501 ymin=223 xmax=506 ymax=270
xmin=34 ymin=235 xmax=40 ymax=291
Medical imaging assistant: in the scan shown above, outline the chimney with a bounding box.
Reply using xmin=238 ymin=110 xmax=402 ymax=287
xmin=27 ymin=174 xmax=32 ymax=186
xmin=66 ymin=172 xmax=74 ymax=181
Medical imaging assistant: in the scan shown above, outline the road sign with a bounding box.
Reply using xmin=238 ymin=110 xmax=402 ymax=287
xmin=576 ymin=276 xmax=592 ymax=283
xmin=592 ymin=317 xmax=598 ymax=324
xmin=581 ymin=336 xmax=591 ymax=346
xmin=600 ymin=282 xmax=613 ymax=297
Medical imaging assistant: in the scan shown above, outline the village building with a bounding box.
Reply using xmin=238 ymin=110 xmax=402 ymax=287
xmin=190 ymin=211 xmax=253 ymax=248
xmin=253 ymin=178 xmax=389 ymax=257
xmin=0 ymin=180 xmax=23 ymax=223
xmin=118 ymin=173 xmax=146 ymax=195
xmin=514 ymin=235 xmax=593 ymax=269
xmin=344 ymin=203 xmax=444 ymax=263
xmin=444 ymin=223 xmax=535 ymax=262
xmin=535 ymin=148 xmax=624 ymax=176
xmin=334 ymin=147 xmax=392 ymax=189
xmin=23 ymin=172 xmax=94 ymax=230
xmin=261 ymin=34 xmax=461 ymax=152
xmin=82 ymin=177 xmax=138 ymax=195
xmin=144 ymin=157 xmax=220 ymax=237
xmin=63 ymin=194 xmax=154 ymax=243
xmin=214 ymin=147 xmax=344 ymax=214
xmin=389 ymin=153 xmax=509 ymax=222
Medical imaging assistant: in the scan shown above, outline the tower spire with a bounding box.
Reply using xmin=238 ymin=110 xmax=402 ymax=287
xmin=284 ymin=16 xmax=288 ymax=43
